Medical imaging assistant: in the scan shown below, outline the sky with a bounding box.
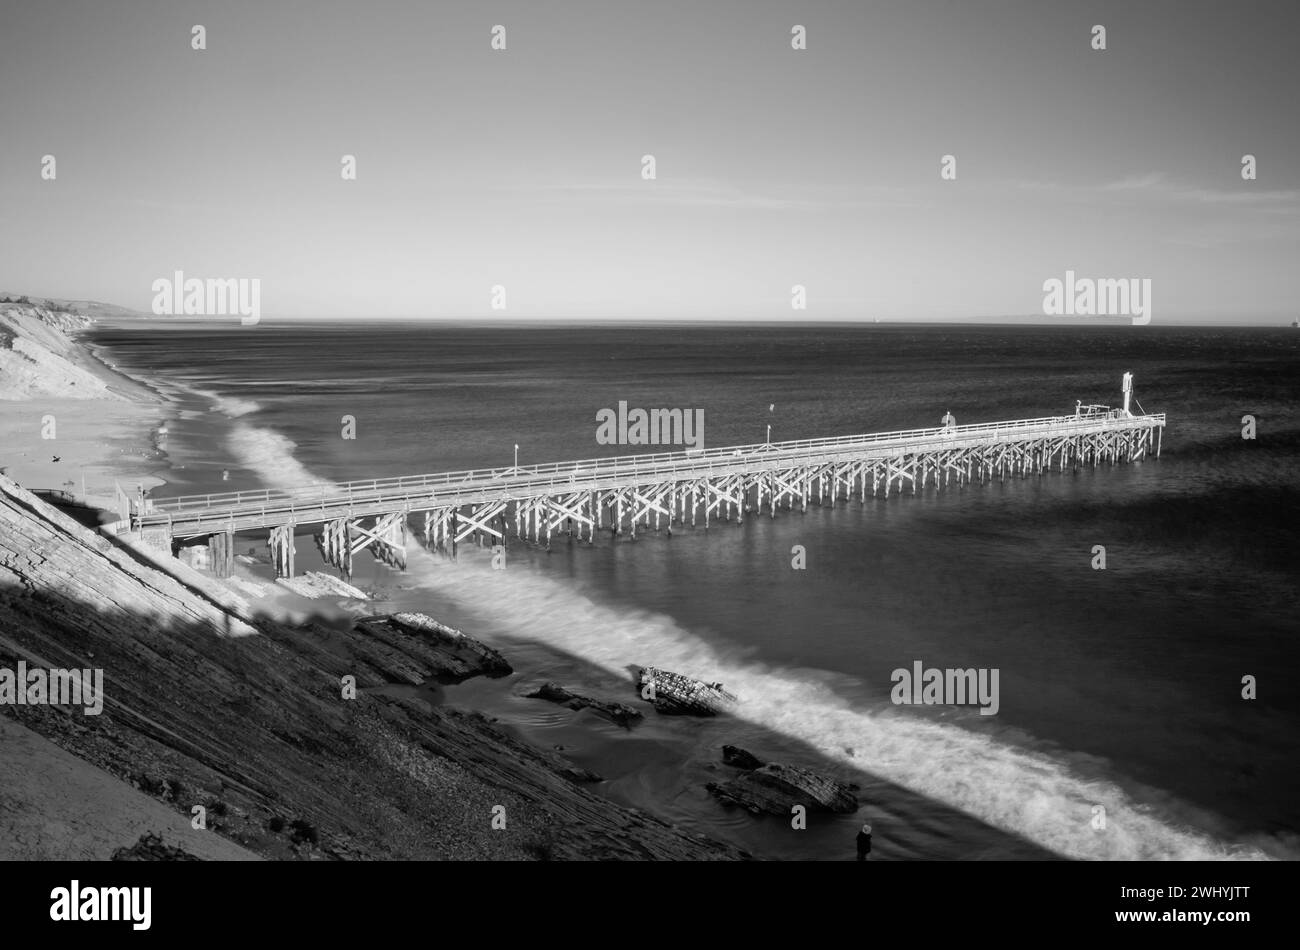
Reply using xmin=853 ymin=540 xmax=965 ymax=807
xmin=1 ymin=0 xmax=1297 ymax=323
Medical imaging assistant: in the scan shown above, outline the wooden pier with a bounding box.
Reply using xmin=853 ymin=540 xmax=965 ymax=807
xmin=132 ymin=380 xmax=1165 ymax=580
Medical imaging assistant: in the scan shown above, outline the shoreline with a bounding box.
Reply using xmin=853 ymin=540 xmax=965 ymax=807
xmin=0 ymin=307 xmax=177 ymax=508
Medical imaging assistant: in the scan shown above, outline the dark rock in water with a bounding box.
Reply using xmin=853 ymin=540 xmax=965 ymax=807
xmin=707 ymin=763 xmax=859 ymax=816
xmin=390 ymin=612 xmax=513 ymax=676
xmin=353 ymin=612 xmax=512 ymax=683
xmin=637 ymin=666 xmax=737 ymax=716
xmin=111 ymin=833 xmax=201 ymax=861
xmin=722 ymin=745 xmax=765 ymax=770
xmin=526 ymin=682 xmax=644 ymax=728
xmin=558 ymin=765 xmax=604 ymax=784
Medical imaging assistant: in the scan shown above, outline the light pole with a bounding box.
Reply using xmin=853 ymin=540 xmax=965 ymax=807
xmin=514 ymin=443 xmax=519 ymax=470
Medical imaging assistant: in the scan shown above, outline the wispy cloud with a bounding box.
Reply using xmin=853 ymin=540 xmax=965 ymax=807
xmin=1180 ymin=187 xmax=1300 ymax=208
xmin=501 ymin=179 xmax=924 ymax=212
xmin=1010 ymin=173 xmax=1300 ymax=213
xmin=1100 ymin=172 xmax=1169 ymax=191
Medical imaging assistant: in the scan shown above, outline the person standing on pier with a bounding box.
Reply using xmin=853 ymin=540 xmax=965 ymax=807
xmin=856 ymin=823 xmax=873 ymax=861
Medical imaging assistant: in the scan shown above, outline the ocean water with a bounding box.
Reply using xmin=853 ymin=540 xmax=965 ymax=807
xmin=90 ymin=321 xmax=1300 ymax=861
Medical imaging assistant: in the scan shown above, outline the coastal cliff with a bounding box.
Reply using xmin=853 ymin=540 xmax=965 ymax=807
xmin=0 ymin=298 xmax=151 ymax=401
xmin=0 ymin=474 xmax=743 ymax=860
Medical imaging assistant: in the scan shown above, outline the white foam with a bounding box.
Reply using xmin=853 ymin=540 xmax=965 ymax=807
xmin=227 ymin=423 xmax=335 ymax=492
xmin=190 ymin=386 xmax=263 ymax=418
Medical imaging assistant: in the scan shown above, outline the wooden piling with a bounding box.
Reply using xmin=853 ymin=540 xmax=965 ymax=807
xmin=141 ymin=404 xmax=1164 ymax=575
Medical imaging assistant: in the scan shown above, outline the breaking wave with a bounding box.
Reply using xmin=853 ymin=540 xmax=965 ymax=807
xmin=195 ymin=389 xmax=263 ymax=418
xmin=226 ymin=423 xmax=335 ymax=491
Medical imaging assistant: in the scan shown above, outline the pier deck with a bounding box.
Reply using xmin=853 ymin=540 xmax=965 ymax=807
xmin=133 ymin=406 xmax=1166 ymax=579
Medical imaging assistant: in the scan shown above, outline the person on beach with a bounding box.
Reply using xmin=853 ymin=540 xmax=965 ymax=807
xmin=856 ymin=823 xmax=872 ymax=861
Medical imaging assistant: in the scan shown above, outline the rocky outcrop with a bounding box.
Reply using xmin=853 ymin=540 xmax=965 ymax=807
xmin=276 ymin=571 xmax=369 ymax=601
xmin=111 ymin=833 xmax=202 ymax=861
xmin=708 ymin=757 xmax=860 ymax=816
xmin=526 ymin=682 xmax=643 ymax=728
xmin=637 ymin=666 xmax=737 ymax=716
xmin=352 ymin=612 xmax=512 ymax=684
xmin=0 ymin=475 xmax=260 ymax=639
xmin=722 ymin=745 xmax=765 ymax=770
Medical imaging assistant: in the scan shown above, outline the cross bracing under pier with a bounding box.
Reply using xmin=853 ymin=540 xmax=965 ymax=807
xmin=134 ymin=398 xmax=1165 ymax=579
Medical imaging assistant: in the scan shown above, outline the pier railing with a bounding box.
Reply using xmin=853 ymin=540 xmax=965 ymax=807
xmin=136 ymin=411 xmax=1165 ymax=535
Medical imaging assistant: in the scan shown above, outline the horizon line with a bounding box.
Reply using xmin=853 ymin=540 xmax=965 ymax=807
xmin=95 ymin=315 xmax=1297 ymax=328
xmin=6 ymin=292 xmax=1293 ymax=327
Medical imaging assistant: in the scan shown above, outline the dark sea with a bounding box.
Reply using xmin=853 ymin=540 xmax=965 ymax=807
xmin=89 ymin=321 xmax=1300 ymax=861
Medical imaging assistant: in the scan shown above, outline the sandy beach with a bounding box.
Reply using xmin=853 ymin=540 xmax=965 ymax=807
xmin=0 ymin=301 xmax=172 ymax=507
xmin=0 ymin=398 xmax=169 ymax=506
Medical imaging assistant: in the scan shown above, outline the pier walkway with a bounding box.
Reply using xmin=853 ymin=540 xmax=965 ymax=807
xmin=132 ymin=379 xmax=1165 ymax=579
